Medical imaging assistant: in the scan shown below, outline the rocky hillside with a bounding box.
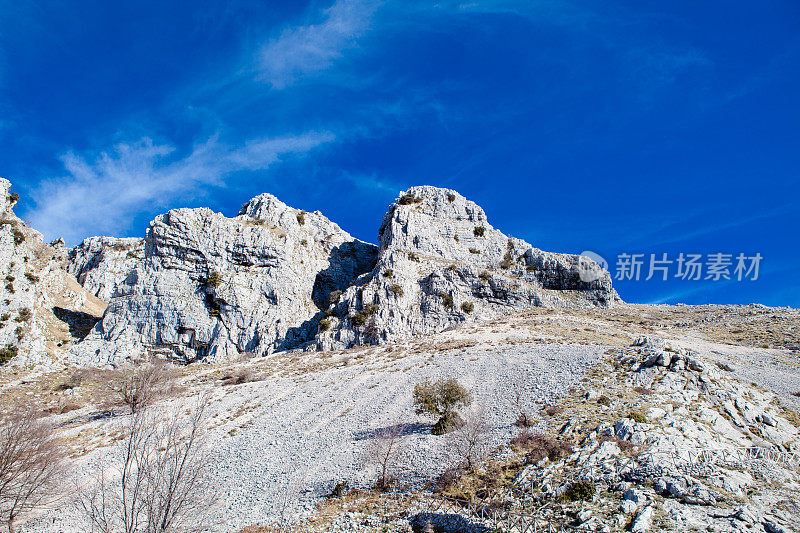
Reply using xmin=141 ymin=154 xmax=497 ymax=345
xmin=0 ymin=179 xmax=105 ymax=368
xmin=55 ymin=184 xmax=612 ymax=366
xmin=316 ymin=186 xmax=617 ymax=350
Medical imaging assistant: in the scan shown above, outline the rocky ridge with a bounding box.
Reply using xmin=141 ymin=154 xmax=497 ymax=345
xmin=0 ymin=179 xmax=105 ymax=368
xmin=66 ymin=185 xmax=616 ymax=366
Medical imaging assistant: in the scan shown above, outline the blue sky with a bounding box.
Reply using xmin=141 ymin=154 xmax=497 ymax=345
xmin=1 ymin=1 xmax=798 ymax=306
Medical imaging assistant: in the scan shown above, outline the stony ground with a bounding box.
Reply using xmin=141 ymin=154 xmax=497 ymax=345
xmin=2 ymin=303 xmax=798 ymax=532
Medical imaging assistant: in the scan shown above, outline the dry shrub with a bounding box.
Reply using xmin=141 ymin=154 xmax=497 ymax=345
xmin=364 ymin=425 xmax=405 ymax=491
xmin=523 ymin=434 xmax=571 ymax=464
xmin=543 ymin=404 xmax=563 ymax=417
xmin=634 ymin=386 xmax=652 ymax=395
xmin=0 ymin=405 xmax=65 ymax=532
xmin=110 ymin=361 xmax=176 ymax=414
xmin=220 ymin=368 xmax=259 ymax=386
xmin=80 ymin=397 xmax=211 ymax=533
xmin=447 ymin=407 xmax=489 ymax=472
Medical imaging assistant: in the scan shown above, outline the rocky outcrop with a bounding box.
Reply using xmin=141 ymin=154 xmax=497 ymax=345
xmin=73 ymin=194 xmax=378 ymax=365
xmin=0 ymin=178 xmax=105 ymax=368
xmin=64 ymin=236 xmax=144 ymax=300
xmin=314 ymin=186 xmax=618 ymax=350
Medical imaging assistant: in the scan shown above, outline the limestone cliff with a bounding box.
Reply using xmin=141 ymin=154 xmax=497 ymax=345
xmin=314 ymin=186 xmax=618 ymax=350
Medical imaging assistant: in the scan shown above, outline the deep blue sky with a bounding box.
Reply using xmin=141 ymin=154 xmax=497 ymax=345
xmin=1 ymin=1 xmax=798 ymax=306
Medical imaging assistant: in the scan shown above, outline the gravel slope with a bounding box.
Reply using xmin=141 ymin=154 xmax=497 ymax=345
xmin=25 ymin=342 xmax=603 ymax=532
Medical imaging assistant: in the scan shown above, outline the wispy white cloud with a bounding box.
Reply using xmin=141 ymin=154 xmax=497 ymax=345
xmin=27 ymin=131 xmax=334 ymax=244
xmin=256 ymin=0 xmax=380 ymax=89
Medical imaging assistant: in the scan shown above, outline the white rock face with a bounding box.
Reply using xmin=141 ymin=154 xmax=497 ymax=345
xmin=0 ymin=178 xmax=105 ymax=368
xmin=73 ymin=194 xmax=378 ymax=365
xmin=65 ymin=236 xmax=144 ymax=300
xmin=315 ymin=186 xmax=619 ymax=350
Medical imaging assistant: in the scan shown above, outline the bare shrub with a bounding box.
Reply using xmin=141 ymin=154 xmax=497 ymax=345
xmin=523 ymin=434 xmax=572 ymax=464
xmin=543 ymin=404 xmax=563 ymax=417
xmin=447 ymin=407 xmax=489 ymax=472
xmin=220 ymin=368 xmax=258 ymax=387
xmin=0 ymin=406 xmax=64 ymax=533
xmin=112 ymin=362 xmax=174 ymax=414
xmin=364 ymin=425 xmax=405 ymax=490
xmin=80 ymin=398 xmax=211 ymax=533
xmin=506 ymin=373 xmax=534 ymax=428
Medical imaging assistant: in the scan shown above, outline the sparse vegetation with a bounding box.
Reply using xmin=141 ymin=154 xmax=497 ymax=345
xmin=544 ymin=404 xmax=563 ymax=417
xmin=0 ymin=313 xmax=8 ymax=322
xmin=80 ymin=399 xmax=211 ymax=533
xmin=469 ymin=248 xmax=480 ymax=254
xmin=628 ymin=410 xmax=647 ymax=424
xmin=112 ymin=362 xmax=174 ymax=414
xmin=296 ymin=210 xmax=306 ymax=225
xmin=24 ymin=272 xmax=39 ymax=283
xmin=438 ymin=292 xmax=454 ymax=309
xmin=364 ymin=425 xmax=405 ymax=490
xmin=473 ymin=226 xmax=485 ymax=237
xmin=388 ymin=284 xmax=403 ymax=297
xmin=447 ymin=408 xmax=489 ymax=471
xmin=413 ymin=377 xmax=473 ymax=435
xmin=407 ymin=252 xmax=420 ymax=262
xmin=479 ymin=271 xmax=491 ymax=283
xmin=560 ymin=481 xmax=595 ymax=502
xmin=204 ymin=271 xmax=222 ymax=288
xmin=12 ymin=228 xmax=24 ymax=245
xmin=460 ymin=301 xmax=474 ymax=314
xmin=446 ymin=193 xmax=456 ymax=202
xmin=5 ymin=284 xmax=13 ymax=294
xmin=351 ymin=303 xmax=378 ymax=327
xmin=319 ymin=318 xmax=331 ymax=332
xmin=15 ymin=308 xmax=31 ymax=323
xmin=0 ymin=405 xmax=64 ymax=532
xmin=597 ymin=395 xmax=612 ymax=406
xmin=398 ymin=192 xmax=422 ymax=205
xmin=328 ymin=290 xmax=342 ymax=306
xmin=500 ymin=251 xmax=513 ymax=269
xmin=0 ymin=344 xmax=17 ymax=365
xmin=382 ymin=270 xmax=393 ymax=278
xmin=7 ymin=192 xmax=19 ymax=204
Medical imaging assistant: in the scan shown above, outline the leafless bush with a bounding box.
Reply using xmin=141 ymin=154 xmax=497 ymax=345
xmin=112 ymin=362 xmax=175 ymax=414
xmin=0 ymin=406 xmax=65 ymax=533
xmin=447 ymin=407 xmax=490 ymax=472
xmin=80 ymin=397 xmax=211 ymax=533
xmin=364 ymin=425 xmax=406 ymax=490
xmin=522 ymin=433 xmax=572 ymax=464
xmin=543 ymin=404 xmax=563 ymax=417
xmin=219 ymin=368 xmax=258 ymax=386
xmin=506 ymin=373 xmax=535 ymax=427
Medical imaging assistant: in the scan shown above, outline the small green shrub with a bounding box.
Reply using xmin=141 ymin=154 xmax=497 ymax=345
xmin=469 ymin=248 xmax=480 ymax=254
xmin=628 ymin=410 xmax=647 ymax=424
xmin=351 ymin=303 xmax=378 ymax=327
xmin=398 ymin=192 xmax=422 ymax=205
xmin=0 ymin=313 xmax=8 ymax=321
xmin=328 ymin=290 xmax=343 ymax=306
xmin=500 ymin=251 xmax=513 ymax=269
xmin=407 ymin=252 xmax=420 ymax=262
xmin=296 ymin=210 xmax=306 ymax=225
xmin=479 ymin=271 xmax=491 ymax=283
xmin=0 ymin=344 xmax=17 ymax=364
xmin=382 ymin=270 xmax=393 ymax=278
xmin=413 ymin=377 xmax=473 ymax=435
xmin=25 ymin=272 xmax=39 ymax=283
xmin=204 ymin=271 xmax=222 ymax=288
xmin=473 ymin=226 xmax=485 ymax=237
xmin=389 ymin=284 xmax=404 ymax=297
xmin=560 ymin=481 xmax=595 ymax=502
xmin=12 ymin=228 xmax=24 ymax=245
xmin=439 ymin=292 xmax=454 ymax=309
xmin=460 ymin=301 xmax=474 ymax=314
xmin=446 ymin=193 xmax=456 ymax=202
xmin=597 ymin=395 xmax=612 ymax=406
xmin=16 ymin=308 xmax=31 ymax=322
xmin=319 ymin=318 xmax=331 ymax=332
xmin=5 ymin=275 xmax=13 ymax=282
xmin=7 ymin=192 xmax=19 ymax=204
xmin=5 ymin=283 xmax=13 ymax=294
